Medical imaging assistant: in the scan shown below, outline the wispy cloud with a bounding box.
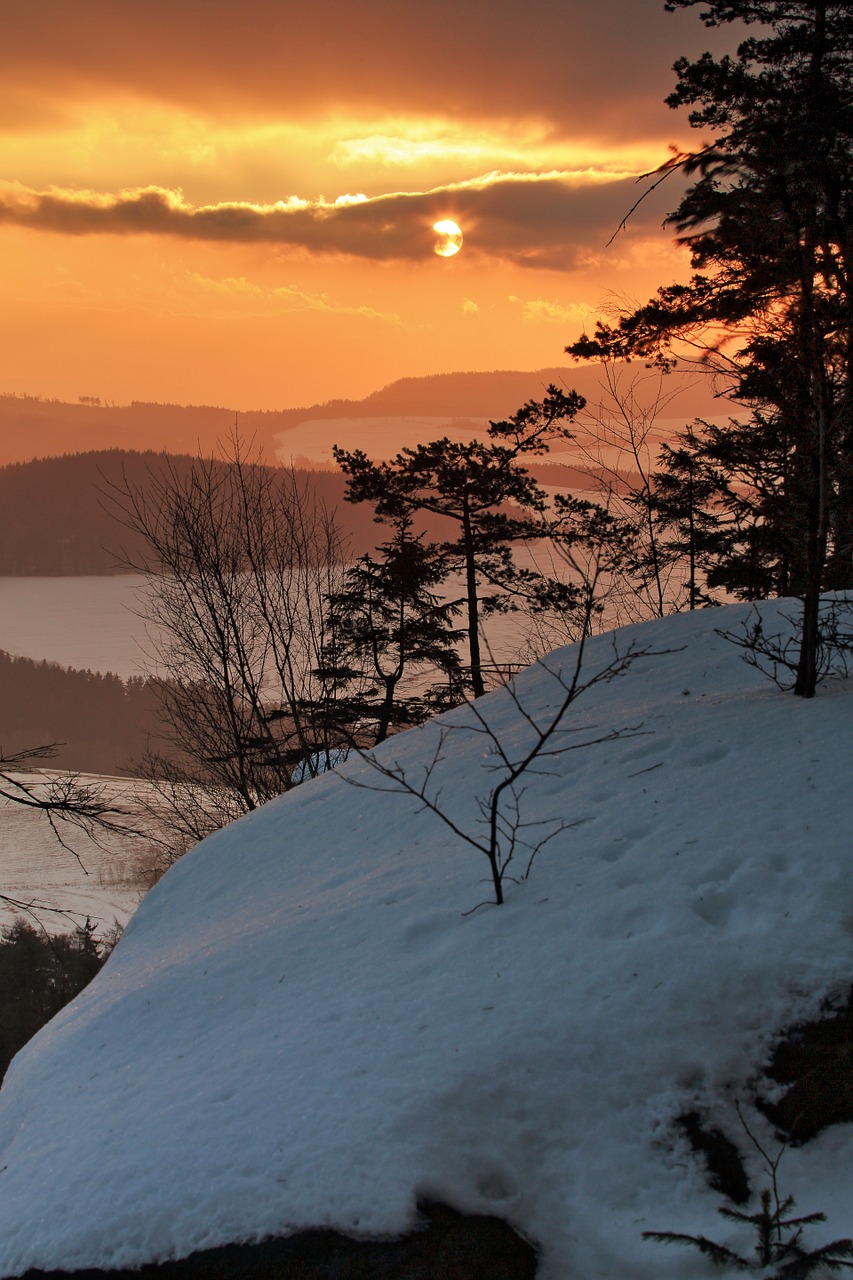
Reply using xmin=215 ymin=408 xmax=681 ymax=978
xmin=0 ymin=170 xmax=672 ymax=269
xmin=508 ymin=295 xmax=597 ymax=324
xmin=329 ymin=127 xmax=652 ymax=177
xmin=187 ymin=272 xmax=402 ymax=323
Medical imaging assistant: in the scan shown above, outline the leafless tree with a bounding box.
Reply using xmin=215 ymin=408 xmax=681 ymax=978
xmin=1 ymin=745 xmax=121 ymax=842
xmin=565 ymin=362 xmax=701 ymax=622
xmin=103 ymin=433 xmax=361 ymax=854
xmin=0 ymin=742 xmax=141 ymax=923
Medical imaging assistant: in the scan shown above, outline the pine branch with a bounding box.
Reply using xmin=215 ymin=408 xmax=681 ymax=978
xmin=642 ymin=1230 xmax=751 ymax=1269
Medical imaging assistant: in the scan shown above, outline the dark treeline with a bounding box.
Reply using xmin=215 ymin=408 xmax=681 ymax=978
xmin=0 ymin=649 xmax=161 ymax=775
xmin=0 ymin=451 xmax=391 ymax=575
xmin=0 ymin=448 xmax=614 ymax=579
xmin=0 ymin=394 xmax=246 ymax=464
xmin=0 ymin=919 xmax=117 ymax=1082
xmin=0 ymin=450 xmax=189 ymax=575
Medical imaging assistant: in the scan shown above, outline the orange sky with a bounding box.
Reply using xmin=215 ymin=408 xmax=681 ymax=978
xmin=0 ymin=1 xmax=732 ymax=411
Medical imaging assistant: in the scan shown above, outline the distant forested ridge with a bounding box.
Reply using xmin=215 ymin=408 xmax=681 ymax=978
xmin=0 ymin=649 xmax=161 ymax=775
xmin=0 ymin=451 xmax=384 ymax=575
xmin=0 ymin=395 xmax=247 ymax=465
xmin=0 ymin=368 xmax=722 ymax=466
xmin=0 ymin=364 xmax=720 ymax=575
xmin=0 ymin=376 xmax=587 ymax=464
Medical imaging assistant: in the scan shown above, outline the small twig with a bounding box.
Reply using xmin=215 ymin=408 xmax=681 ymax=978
xmin=626 ymin=761 xmax=664 ymax=778
xmin=341 ymin=636 xmax=663 ymax=907
xmin=605 ymin=147 xmax=705 ymax=248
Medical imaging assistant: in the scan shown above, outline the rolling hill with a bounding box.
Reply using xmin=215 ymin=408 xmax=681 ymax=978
xmin=0 ymin=601 xmax=849 ymax=1279
xmin=0 ymin=365 xmax=725 ymax=466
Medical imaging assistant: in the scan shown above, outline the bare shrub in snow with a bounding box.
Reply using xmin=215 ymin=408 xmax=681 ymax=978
xmin=717 ymin=598 xmax=853 ymax=692
xmin=344 ymin=627 xmax=656 ymax=908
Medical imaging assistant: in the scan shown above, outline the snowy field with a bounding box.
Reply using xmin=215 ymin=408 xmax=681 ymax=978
xmin=275 ymin=415 xmax=490 ymax=468
xmin=0 ymin=774 xmax=156 ymax=936
xmin=0 ymin=600 xmax=850 ymax=1279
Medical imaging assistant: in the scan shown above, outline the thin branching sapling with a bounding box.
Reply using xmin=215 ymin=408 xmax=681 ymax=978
xmin=343 ymin=628 xmax=660 ymax=909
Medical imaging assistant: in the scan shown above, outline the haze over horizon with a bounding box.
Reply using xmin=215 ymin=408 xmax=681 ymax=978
xmin=0 ymin=1 xmax=737 ymax=417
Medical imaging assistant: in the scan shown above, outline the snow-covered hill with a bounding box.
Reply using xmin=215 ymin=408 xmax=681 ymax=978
xmin=0 ymin=602 xmax=850 ymax=1279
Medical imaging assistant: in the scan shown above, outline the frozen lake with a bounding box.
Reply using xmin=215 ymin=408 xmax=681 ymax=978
xmin=0 ymin=571 xmax=568 ymax=680
xmin=0 ymin=576 xmax=153 ymax=679
xmin=0 ymin=578 xmax=163 ymax=932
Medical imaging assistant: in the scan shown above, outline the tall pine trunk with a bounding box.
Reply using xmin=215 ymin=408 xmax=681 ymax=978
xmin=461 ymin=493 xmax=485 ymax=698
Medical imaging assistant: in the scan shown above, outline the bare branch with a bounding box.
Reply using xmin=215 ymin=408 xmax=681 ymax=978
xmin=342 ymin=625 xmax=665 ymax=907
xmin=0 ymin=743 xmax=152 ymax=925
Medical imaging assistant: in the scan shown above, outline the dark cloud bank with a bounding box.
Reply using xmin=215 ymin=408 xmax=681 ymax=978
xmin=0 ymin=171 xmax=678 ymax=268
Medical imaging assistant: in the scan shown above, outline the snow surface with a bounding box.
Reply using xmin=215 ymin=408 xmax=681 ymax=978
xmin=0 ymin=600 xmax=851 ymax=1279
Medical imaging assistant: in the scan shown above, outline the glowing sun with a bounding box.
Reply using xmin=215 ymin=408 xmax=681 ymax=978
xmin=433 ymin=219 xmax=463 ymax=257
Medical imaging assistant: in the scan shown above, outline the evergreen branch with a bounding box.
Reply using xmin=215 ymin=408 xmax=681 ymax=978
xmin=641 ymin=1230 xmax=751 ymax=1268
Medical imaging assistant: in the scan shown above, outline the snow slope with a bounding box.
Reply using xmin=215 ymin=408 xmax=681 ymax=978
xmin=0 ymin=601 xmax=850 ymax=1279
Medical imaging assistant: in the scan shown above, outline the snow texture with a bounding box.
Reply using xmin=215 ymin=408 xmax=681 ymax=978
xmin=0 ymin=600 xmax=850 ymax=1279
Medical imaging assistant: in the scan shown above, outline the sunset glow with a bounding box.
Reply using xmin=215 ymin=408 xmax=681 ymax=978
xmin=0 ymin=0 xmax=723 ymax=410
